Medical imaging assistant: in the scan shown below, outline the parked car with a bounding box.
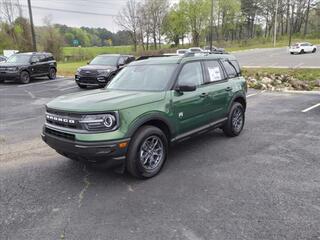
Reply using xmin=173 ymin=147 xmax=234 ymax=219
xmin=203 ymin=45 xmax=225 ymax=54
xmin=188 ymin=47 xmax=204 ymax=53
xmin=0 ymin=52 xmax=56 ymax=84
xmin=75 ymin=54 xmax=135 ymax=89
xmin=0 ymin=55 xmax=7 ymax=63
xmin=289 ymin=42 xmax=317 ymax=54
xmin=42 ymin=53 xmax=247 ymax=179
xmin=176 ymin=49 xmax=188 ymax=55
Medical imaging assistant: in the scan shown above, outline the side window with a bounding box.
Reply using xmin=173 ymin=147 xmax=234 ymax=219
xmin=203 ymin=60 xmax=225 ymax=83
xmin=127 ymin=57 xmax=135 ymax=64
xmin=31 ymin=55 xmax=40 ymax=63
xmin=118 ymin=57 xmax=125 ymax=65
xmin=230 ymin=60 xmax=241 ymax=75
xmin=222 ymin=60 xmax=237 ymax=78
xmin=38 ymin=54 xmax=46 ymax=62
xmin=177 ymin=62 xmax=203 ymax=86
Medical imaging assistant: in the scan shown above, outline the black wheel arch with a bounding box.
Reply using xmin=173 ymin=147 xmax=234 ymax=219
xmin=126 ymin=113 xmax=175 ymax=142
xmin=227 ymin=92 xmax=247 ymax=113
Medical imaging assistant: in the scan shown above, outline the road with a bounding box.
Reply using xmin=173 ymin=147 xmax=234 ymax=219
xmin=234 ymin=47 xmax=320 ymax=68
xmin=1 ymin=78 xmax=320 ymax=240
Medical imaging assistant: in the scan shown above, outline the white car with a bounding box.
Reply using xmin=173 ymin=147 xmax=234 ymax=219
xmin=176 ymin=49 xmax=188 ymax=55
xmin=188 ymin=47 xmax=204 ymax=53
xmin=289 ymin=42 xmax=317 ymax=54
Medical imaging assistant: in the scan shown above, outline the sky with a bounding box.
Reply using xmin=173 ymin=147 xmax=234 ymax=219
xmin=20 ymin=0 xmax=179 ymax=32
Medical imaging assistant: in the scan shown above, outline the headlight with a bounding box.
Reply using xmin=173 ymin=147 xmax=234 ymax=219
xmin=7 ymin=67 xmax=18 ymax=72
xmin=76 ymin=68 xmax=81 ymax=74
xmin=97 ymin=69 xmax=111 ymax=75
xmin=80 ymin=113 xmax=118 ymax=131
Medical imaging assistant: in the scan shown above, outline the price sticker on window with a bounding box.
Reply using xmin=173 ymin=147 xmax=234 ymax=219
xmin=208 ymin=67 xmax=222 ymax=82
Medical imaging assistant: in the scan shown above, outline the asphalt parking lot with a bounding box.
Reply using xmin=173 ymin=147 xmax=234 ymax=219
xmin=234 ymin=47 xmax=320 ymax=68
xmin=1 ymin=78 xmax=320 ymax=240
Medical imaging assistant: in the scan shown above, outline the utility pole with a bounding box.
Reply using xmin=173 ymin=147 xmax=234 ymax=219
xmin=27 ymin=0 xmax=37 ymax=51
xmin=209 ymin=0 xmax=214 ymax=52
xmin=273 ymin=0 xmax=279 ymax=47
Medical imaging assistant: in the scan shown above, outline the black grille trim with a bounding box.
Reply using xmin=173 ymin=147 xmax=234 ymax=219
xmin=45 ymin=128 xmax=75 ymax=141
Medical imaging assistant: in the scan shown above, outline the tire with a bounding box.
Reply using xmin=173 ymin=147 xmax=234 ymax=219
xmin=300 ymin=49 xmax=305 ymax=54
xmin=290 ymin=52 xmax=294 ymax=55
xmin=312 ymin=48 xmax=317 ymax=53
xmin=48 ymin=68 xmax=56 ymax=80
xmin=223 ymin=102 xmax=245 ymax=137
xmin=126 ymin=125 xmax=168 ymax=179
xmin=77 ymin=83 xmax=87 ymax=89
xmin=20 ymin=71 xmax=30 ymax=84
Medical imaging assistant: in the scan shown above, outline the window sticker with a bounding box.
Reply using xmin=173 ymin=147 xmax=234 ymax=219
xmin=208 ymin=67 xmax=222 ymax=81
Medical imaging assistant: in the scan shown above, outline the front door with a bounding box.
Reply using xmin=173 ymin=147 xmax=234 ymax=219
xmin=172 ymin=61 xmax=212 ymax=134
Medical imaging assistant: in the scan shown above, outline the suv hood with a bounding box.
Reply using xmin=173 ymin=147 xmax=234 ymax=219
xmin=46 ymin=89 xmax=166 ymax=112
xmin=79 ymin=65 xmax=117 ymax=71
xmin=0 ymin=62 xmax=27 ymax=67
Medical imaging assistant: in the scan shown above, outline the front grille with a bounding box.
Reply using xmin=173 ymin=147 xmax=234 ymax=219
xmin=45 ymin=128 xmax=75 ymax=141
xmin=78 ymin=77 xmax=98 ymax=84
xmin=80 ymin=69 xmax=98 ymax=76
xmin=46 ymin=109 xmax=82 ymax=129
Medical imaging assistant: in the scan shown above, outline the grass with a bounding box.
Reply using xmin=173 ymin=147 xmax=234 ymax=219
xmin=58 ymin=61 xmax=87 ymax=76
xmin=242 ymin=68 xmax=320 ymax=82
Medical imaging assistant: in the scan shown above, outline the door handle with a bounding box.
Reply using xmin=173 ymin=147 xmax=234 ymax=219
xmin=225 ymin=87 xmax=233 ymax=91
xmin=200 ymin=92 xmax=208 ymax=98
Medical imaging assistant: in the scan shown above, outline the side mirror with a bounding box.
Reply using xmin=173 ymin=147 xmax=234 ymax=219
xmin=176 ymin=84 xmax=197 ymax=92
xmin=87 ymin=61 xmax=90 ymax=65
xmin=118 ymin=63 xmax=125 ymax=68
xmin=30 ymin=60 xmax=37 ymax=64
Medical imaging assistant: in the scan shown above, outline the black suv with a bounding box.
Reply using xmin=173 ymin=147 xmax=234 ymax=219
xmin=0 ymin=52 xmax=57 ymax=84
xmin=75 ymin=54 xmax=135 ymax=88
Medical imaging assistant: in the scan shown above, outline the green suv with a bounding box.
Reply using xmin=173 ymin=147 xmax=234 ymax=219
xmin=42 ymin=53 xmax=247 ymax=178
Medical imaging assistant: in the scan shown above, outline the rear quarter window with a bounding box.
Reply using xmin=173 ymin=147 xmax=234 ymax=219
xmin=222 ymin=60 xmax=238 ymax=78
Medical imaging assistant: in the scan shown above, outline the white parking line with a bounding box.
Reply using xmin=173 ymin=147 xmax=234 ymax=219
xmin=24 ymin=90 xmax=36 ymax=99
xmin=302 ymin=103 xmax=320 ymax=113
xmin=247 ymin=90 xmax=266 ymax=98
xmin=59 ymin=86 xmax=78 ymax=91
xmin=17 ymin=78 xmax=70 ymax=88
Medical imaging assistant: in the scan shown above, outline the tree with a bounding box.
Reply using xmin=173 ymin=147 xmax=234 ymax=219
xmin=162 ymin=6 xmax=188 ymax=46
xmin=116 ymin=0 xmax=139 ymax=51
xmin=180 ymin=0 xmax=211 ymax=46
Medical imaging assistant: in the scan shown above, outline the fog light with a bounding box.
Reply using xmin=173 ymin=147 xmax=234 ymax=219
xmin=118 ymin=142 xmax=128 ymax=149
xmin=97 ymin=77 xmax=105 ymax=82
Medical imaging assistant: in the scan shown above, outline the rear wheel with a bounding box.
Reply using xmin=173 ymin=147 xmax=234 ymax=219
xmin=126 ymin=126 xmax=168 ymax=179
xmin=300 ymin=49 xmax=305 ymax=54
xmin=312 ymin=48 xmax=317 ymax=53
xmin=48 ymin=68 xmax=56 ymax=80
xmin=223 ymin=102 xmax=245 ymax=137
xmin=20 ymin=71 xmax=30 ymax=84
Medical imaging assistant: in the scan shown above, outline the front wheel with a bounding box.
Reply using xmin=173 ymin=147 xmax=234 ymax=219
xmin=48 ymin=68 xmax=56 ymax=80
xmin=126 ymin=126 xmax=168 ymax=179
xmin=300 ymin=49 xmax=305 ymax=54
xmin=312 ymin=48 xmax=317 ymax=53
xmin=223 ymin=102 xmax=245 ymax=137
xmin=20 ymin=71 xmax=30 ymax=84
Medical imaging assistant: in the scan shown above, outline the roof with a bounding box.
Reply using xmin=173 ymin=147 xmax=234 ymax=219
xmin=131 ymin=53 xmax=237 ymax=66
xmin=98 ymin=54 xmax=134 ymax=57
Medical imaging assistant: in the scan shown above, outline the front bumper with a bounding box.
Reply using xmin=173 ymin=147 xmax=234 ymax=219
xmin=42 ymin=126 xmax=130 ymax=163
xmin=75 ymin=74 xmax=109 ymax=86
xmin=0 ymin=72 xmax=20 ymax=81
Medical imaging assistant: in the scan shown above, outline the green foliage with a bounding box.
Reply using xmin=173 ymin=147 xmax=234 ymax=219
xmin=162 ymin=6 xmax=189 ymax=46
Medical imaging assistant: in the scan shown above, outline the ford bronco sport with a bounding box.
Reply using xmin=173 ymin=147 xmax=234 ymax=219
xmin=42 ymin=53 xmax=247 ymax=179
xmin=0 ymin=52 xmax=57 ymax=84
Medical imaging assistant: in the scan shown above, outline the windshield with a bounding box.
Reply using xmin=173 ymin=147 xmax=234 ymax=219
xmin=6 ymin=55 xmax=30 ymax=64
xmin=90 ymin=56 xmax=118 ymax=66
xmin=108 ymin=64 xmax=176 ymax=91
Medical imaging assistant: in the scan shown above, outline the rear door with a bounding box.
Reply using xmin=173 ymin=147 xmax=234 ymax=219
xmin=29 ymin=55 xmax=41 ymax=76
xmin=202 ymin=59 xmax=233 ymax=120
xmin=38 ymin=54 xmax=49 ymax=75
